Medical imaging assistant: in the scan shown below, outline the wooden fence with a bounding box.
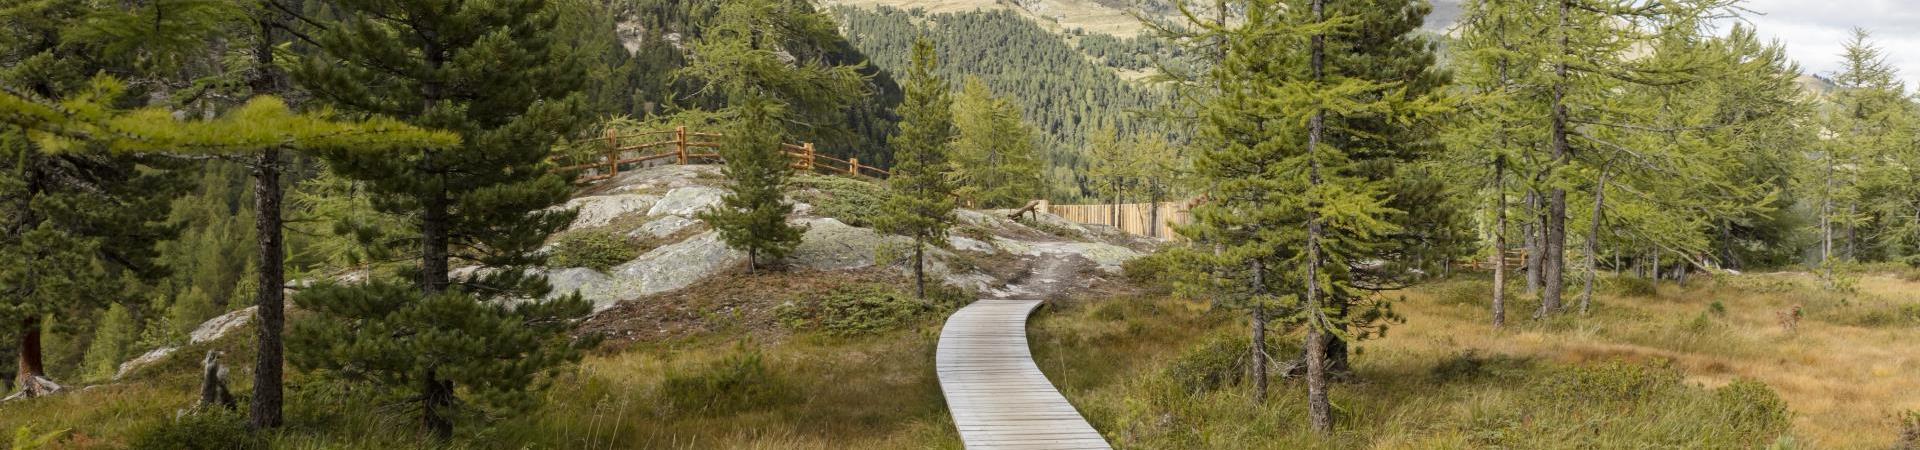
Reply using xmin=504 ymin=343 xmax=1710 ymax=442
xmin=552 ymin=126 xmax=888 ymax=183
xmin=1043 ymin=200 xmax=1194 ymax=240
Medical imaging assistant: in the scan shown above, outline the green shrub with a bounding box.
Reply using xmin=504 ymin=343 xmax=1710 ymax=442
xmin=775 ymin=284 xmax=933 ymax=336
xmin=1712 ymin=379 xmax=1793 ymax=440
xmin=127 ymin=410 xmax=262 ymax=450
xmin=1162 ymin=333 xmax=1298 ymax=394
xmin=10 ymin=426 xmax=67 ymax=450
xmin=792 ymin=174 xmax=887 ymax=227
xmin=1433 ymin=280 xmax=1494 ymax=307
xmin=548 ymin=230 xmax=638 ymax=272
xmin=1708 ymin=300 xmax=1728 ymax=317
xmin=659 ymin=345 xmax=797 ymax=415
xmin=1606 ymin=275 xmax=1659 ymax=298
xmin=1121 ymin=251 xmax=1175 ymax=285
xmin=1429 ymin=350 xmax=1531 ymax=383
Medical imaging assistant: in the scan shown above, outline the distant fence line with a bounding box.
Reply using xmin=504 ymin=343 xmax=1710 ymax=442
xmin=551 ymin=126 xmax=889 ymax=183
xmin=1041 ymin=200 xmax=1194 ymax=240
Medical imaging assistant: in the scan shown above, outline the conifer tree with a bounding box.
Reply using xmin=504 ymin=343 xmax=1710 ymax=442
xmin=1179 ymin=0 xmax=1443 ymax=432
xmin=287 ymin=0 xmax=595 ymax=438
xmin=951 ymin=77 xmax=1044 ymax=208
xmin=876 ymin=38 xmax=957 ymax=299
xmin=701 ymin=94 xmax=807 ymax=272
xmin=1087 ymin=124 xmax=1137 ymax=226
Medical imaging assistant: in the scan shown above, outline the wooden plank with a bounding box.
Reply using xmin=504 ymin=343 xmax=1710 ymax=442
xmin=937 ymin=299 xmax=1111 ymax=450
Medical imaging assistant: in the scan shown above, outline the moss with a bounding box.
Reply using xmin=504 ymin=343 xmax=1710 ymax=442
xmin=547 ymin=230 xmax=638 ymax=272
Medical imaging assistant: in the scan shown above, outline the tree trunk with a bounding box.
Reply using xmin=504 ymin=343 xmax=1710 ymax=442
xmin=1249 ymin=260 xmax=1267 ymax=403
xmin=1305 ymin=0 xmax=1331 ymax=432
xmin=1523 ymin=193 xmax=1541 ymax=295
xmin=1493 ymin=156 xmax=1507 ymax=328
xmin=1540 ymin=0 xmax=1572 ymax=317
xmin=8 ymin=318 xmax=60 ymax=400
xmin=1580 ymin=171 xmax=1607 ymax=315
xmin=250 ymin=147 xmax=286 ymax=428
xmin=423 ymin=367 xmax=455 ymax=440
xmin=913 ymin=239 xmax=926 ymax=299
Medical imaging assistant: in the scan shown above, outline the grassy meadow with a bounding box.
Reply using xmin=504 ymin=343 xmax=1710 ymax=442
xmin=3 ymin=268 xmax=1916 ymax=449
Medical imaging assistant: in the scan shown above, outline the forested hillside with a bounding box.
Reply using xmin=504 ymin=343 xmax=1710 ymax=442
xmin=832 ymin=6 xmax=1180 ymax=200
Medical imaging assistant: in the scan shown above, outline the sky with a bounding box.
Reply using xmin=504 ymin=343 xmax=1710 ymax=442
xmin=1734 ymin=0 xmax=1920 ymax=88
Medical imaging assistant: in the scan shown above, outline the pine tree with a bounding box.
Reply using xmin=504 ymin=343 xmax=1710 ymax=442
xmin=286 ymin=0 xmax=594 ymax=437
xmin=876 ymin=37 xmax=957 ymax=299
xmin=701 ymin=94 xmax=806 ymax=272
xmin=1086 ymin=124 xmax=1137 ymax=226
xmin=1179 ymin=0 xmax=1444 ymax=432
xmin=951 ymin=77 xmax=1044 ymax=208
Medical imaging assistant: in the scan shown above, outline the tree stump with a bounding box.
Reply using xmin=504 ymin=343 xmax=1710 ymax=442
xmin=196 ymin=350 xmax=237 ymax=412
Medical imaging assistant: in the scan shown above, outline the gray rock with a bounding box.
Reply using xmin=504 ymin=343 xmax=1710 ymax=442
xmin=647 ymin=186 xmax=727 ymax=217
xmin=601 ymin=165 xmax=723 ymax=194
xmin=992 ymin=238 xmax=1140 ymax=273
xmin=116 ymin=347 xmax=175 ymax=380
xmin=949 ymin=236 xmax=994 ymax=253
xmin=545 ymin=267 xmax=618 ymax=312
xmin=788 ymin=218 xmax=908 ymax=270
xmin=561 ymin=194 xmax=658 ymax=229
xmin=190 ymin=307 xmax=256 ymax=344
xmin=589 ymin=231 xmax=744 ymax=308
xmin=628 ymin=215 xmax=700 ymax=240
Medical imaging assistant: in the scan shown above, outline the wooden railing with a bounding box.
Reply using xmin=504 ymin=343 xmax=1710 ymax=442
xmin=1043 ymin=199 xmax=1196 ymax=240
xmin=552 ymin=126 xmax=888 ymax=183
xmin=1461 ymin=249 xmax=1527 ymax=270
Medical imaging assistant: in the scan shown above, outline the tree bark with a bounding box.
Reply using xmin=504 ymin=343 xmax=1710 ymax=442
xmin=913 ymin=239 xmax=926 ymax=299
xmin=8 ymin=318 xmax=60 ymax=400
xmin=247 ymin=4 xmax=292 ymax=427
xmin=423 ymin=367 xmax=454 ymax=440
xmin=1493 ymin=155 xmax=1508 ymax=328
xmin=1249 ymin=260 xmax=1267 ymax=403
xmin=250 ymin=147 xmax=286 ymax=428
xmin=1523 ymin=193 xmax=1541 ymax=295
xmin=1304 ymin=0 xmax=1331 ymax=433
xmin=1580 ymin=171 xmax=1607 ymax=314
xmin=1539 ymin=0 xmax=1572 ymax=317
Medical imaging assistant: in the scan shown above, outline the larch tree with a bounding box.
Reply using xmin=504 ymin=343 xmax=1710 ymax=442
xmin=286 ymin=0 xmax=598 ymax=438
xmin=1817 ymin=29 xmax=1910 ymax=278
xmin=876 ymin=37 xmax=958 ymax=299
xmin=950 ymin=77 xmax=1045 ymax=209
xmin=679 ymin=0 xmax=871 ymax=271
xmin=1086 ymin=124 xmax=1137 ymax=226
xmin=1180 ymin=0 xmax=1443 ymax=432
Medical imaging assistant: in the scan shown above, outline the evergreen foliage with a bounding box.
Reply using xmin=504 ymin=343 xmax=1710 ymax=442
xmin=287 ymin=0 xmax=595 ymax=437
xmin=876 ymin=38 xmax=958 ymax=299
xmin=699 ymin=95 xmax=806 ymax=272
xmin=950 ymin=78 xmax=1046 ymax=208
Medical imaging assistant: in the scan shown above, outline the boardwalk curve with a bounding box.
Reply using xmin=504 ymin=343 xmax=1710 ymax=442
xmin=936 ymin=299 xmax=1111 ymax=450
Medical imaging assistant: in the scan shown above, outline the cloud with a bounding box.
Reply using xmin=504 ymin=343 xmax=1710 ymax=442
xmin=1731 ymin=0 xmax=1920 ymax=88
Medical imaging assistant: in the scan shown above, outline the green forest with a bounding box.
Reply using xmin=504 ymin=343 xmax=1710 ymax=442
xmin=3 ymin=0 xmax=1920 ymax=448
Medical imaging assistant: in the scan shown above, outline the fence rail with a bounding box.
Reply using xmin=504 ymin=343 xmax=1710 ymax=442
xmin=552 ymin=126 xmax=888 ymax=183
xmin=1042 ymin=200 xmax=1195 ymax=240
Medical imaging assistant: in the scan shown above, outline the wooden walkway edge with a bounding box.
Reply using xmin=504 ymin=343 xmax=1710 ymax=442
xmin=936 ymin=299 xmax=1112 ymax=450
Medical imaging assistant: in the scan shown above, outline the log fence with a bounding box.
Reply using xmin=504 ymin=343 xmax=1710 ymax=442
xmin=553 ymin=126 xmax=887 ymax=183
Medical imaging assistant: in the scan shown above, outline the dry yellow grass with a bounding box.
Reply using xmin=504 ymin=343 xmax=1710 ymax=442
xmin=1387 ymin=272 xmax=1920 ymax=449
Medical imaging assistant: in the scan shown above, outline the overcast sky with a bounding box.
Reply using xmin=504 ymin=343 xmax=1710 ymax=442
xmin=1735 ymin=0 xmax=1920 ymax=87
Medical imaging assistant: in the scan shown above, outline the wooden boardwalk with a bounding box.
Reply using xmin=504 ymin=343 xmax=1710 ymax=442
xmin=936 ymin=299 xmax=1111 ymax=450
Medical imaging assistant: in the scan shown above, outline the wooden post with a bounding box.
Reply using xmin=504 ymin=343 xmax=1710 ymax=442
xmin=803 ymin=143 xmax=815 ymax=172
xmin=675 ymin=126 xmax=688 ymax=165
xmin=605 ymin=128 xmax=620 ymax=177
xmin=849 ymin=156 xmax=860 ymax=177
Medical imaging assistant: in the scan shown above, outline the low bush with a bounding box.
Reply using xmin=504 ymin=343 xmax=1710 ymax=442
xmin=1162 ymin=333 xmax=1298 ymax=394
xmin=547 ymin=230 xmax=638 ymax=272
xmin=1432 ymin=280 xmax=1495 ymax=307
xmin=659 ymin=345 xmax=798 ymax=415
xmin=792 ymin=174 xmax=887 ymax=227
xmin=127 ymin=410 xmax=262 ymax=450
xmin=1606 ymin=275 xmax=1659 ymax=298
xmin=775 ymin=284 xmax=934 ymax=336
